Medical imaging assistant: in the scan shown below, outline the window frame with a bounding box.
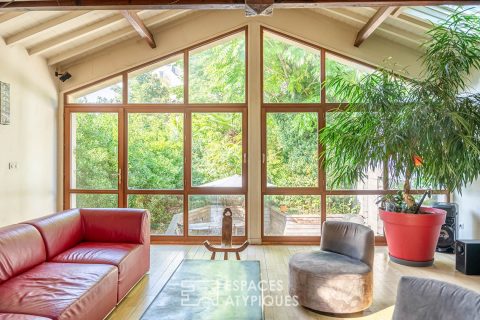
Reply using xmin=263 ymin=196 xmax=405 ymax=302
xmin=64 ymin=27 xmax=249 ymax=244
xmin=260 ymin=26 xmax=449 ymax=244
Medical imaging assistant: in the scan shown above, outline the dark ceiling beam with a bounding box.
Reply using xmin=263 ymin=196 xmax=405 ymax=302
xmin=121 ymin=10 xmax=156 ymax=48
xmin=354 ymin=6 xmax=396 ymax=47
xmin=390 ymin=6 xmax=404 ymax=17
xmin=0 ymin=0 xmax=477 ymax=11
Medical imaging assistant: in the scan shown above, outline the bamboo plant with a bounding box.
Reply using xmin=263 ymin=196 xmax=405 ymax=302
xmin=320 ymin=9 xmax=480 ymax=213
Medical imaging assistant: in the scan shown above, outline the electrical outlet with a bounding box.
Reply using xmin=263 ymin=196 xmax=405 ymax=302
xmin=8 ymin=162 xmax=18 ymax=170
xmin=459 ymin=223 xmax=464 ymax=230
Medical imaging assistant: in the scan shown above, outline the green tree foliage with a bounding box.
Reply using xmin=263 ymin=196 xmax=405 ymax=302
xmin=128 ymin=59 xmax=184 ymax=104
xmin=266 ymin=113 xmax=318 ymax=187
xmin=72 ymin=30 xmax=372 ymax=231
xmin=192 ymin=113 xmax=242 ymax=186
xmin=321 ymin=10 xmax=480 ymax=212
xmin=263 ymin=33 xmax=320 ymax=103
xmin=128 ymin=113 xmax=184 ymax=190
xmin=129 ymin=195 xmax=183 ymax=235
xmin=73 ymin=113 xmax=118 ymax=191
xmin=189 ymin=35 xmax=245 ymax=103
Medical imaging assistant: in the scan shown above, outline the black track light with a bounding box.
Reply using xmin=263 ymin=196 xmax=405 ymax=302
xmin=55 ymin=71 xmax=72 ymax=82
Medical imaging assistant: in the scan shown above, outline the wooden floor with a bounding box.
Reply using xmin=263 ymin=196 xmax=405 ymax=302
xmin=108 ymin=245 xmax=480 ymax=320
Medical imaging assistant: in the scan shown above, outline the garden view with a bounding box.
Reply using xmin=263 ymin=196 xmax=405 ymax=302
xmin=68 ymin=30 xmax=439 ymax=236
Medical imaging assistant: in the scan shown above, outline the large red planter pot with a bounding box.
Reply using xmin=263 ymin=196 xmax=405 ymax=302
xmin=379 ymin=207 xmax=446 ymax=267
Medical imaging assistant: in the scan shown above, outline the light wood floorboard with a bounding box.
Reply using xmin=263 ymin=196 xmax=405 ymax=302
xmin=108 ymin=245 xmax=480 ymax=320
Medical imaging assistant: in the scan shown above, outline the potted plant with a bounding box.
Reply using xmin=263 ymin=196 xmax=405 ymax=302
xmin=320 ymin=10 xmax=480 ymax=267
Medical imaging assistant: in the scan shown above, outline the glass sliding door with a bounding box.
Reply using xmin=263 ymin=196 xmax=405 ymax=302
xmin=65 ymin=109 xmax=123 ymax=209
xmin=262 ymin=110 xmax=322 ymax=239
xmin=126 ymin=112 xmax=185 ymax=236
xmin=189 ymin=110 xmax=247 ymax=241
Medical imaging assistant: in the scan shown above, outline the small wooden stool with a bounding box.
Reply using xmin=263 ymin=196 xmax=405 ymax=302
xmin=203 ymin=208 xmax=249 ymax=260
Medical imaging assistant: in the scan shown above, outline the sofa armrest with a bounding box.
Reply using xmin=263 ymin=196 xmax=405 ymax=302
xmin=80 ymin=208 xmax=150 ymax=244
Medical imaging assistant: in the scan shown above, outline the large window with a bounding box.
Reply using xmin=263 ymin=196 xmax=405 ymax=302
xmin=65 ymin=29 xmax=247 ymax=241
xmin=261 ymin=27 xmax=447 ymax=242
xmin=64 ymin=26 xmax=448 ymax=244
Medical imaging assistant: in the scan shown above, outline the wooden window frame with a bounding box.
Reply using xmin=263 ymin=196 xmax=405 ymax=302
xmin=64 ymin=27 xmax=249 ymax=244
xmin=260 ymin=26 xmax=449 ymax=245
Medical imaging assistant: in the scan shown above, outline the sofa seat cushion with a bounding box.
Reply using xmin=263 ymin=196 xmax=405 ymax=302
xmin=0 ymin=314 xmax=51 ymax=320
xmin=0 ymin=262 xmax=117 ymax=320
xmin=51 ymin=242 xmax=147 ymax=301
xmin=289 ymin=250 xmax=371 ymax=275
xmin=289 ymin=250 xmax=373 ymax=314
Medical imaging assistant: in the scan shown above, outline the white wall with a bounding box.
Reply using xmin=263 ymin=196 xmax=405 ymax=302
xmin=0 ymin=37 xmax=58 ymax=227
xmin=454 ymin=70 xmax=480 ymax=239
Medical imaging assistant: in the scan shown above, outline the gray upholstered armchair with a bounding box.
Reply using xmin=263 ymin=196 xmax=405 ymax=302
xmin=392 ymin=277 xmax=480 ymax=320
xmin=289 ymin=221 xmax=374 ymax=314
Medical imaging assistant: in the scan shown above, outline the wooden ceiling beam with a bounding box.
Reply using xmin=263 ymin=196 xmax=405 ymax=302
xmin=354 ymin=6 xmax=396 ymax=47
xmin=0 ymin=12 xmax=24 ymax=24
xmin=121 ymin=10 xmax=156 ymax=48
xmin=321 ymin=7 xmax=425 ymax=47
xmin=47 ymin=10 xmax=188 ymax=65
xmin=28 ymin=13 xmax=126 ymax=55
xmin=5 ymin=11 xmax=89 ymax=45
xmin=391 ymin=6 xmax=404 ymax=17
xmin=0 ymin=0 xmax=478 ymax=11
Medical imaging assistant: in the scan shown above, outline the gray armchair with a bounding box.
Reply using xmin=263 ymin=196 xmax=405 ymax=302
xmin=393 ymin=277 xmax=480 ymax=320
xmin=289 ymin=221 xmax=374 ymax=314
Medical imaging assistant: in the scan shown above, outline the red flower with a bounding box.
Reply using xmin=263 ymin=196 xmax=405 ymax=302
xmin=413 ymin=155 xmax=423 ymax=167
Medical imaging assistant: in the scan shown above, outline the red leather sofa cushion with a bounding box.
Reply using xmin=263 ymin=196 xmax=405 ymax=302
xmin=80 ymin=208 xmax=149 ymax=244
xmin=26 ymin=209 xmax=83 ymax=259
xmin=0 ymin=314 xmax=51 ymax=320
xmin=0 ymin=262 xmax=118 ymax=320
xmin=0 ymin=224 xmax=46 ymax=284
xmin=52 ymin=242 xmax=149 ymax=300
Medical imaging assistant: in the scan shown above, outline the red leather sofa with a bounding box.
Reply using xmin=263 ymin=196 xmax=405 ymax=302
xmin=0 ymin=208 xmax=150 ymax=320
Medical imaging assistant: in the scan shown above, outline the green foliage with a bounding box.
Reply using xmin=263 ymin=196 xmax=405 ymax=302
xmin=325 ymin=57 xmax=372 ymax=103
xmin=327 ymin=196 xmax=361 ymax=215
xmin=128 ymin=59 xmax=184 ymax=103
xmin=189 ymin=36 xmax=245 ymax=103
xmin=74 ymin=194 xmax=118 ymax=209
xmin=263 ymin=34 xmax=321 ymax=103
xmin=73 ymin=113 xmax=118 ymax=190
xmin=320 ymin=9 xmax=480 ymax=211
xmin=72 ymin=29 xmax=382 ymax=228
xmin=128 ymin=195 xmax=183 ymax=234
xmin=128 ymin=113 xmax=184 ymax=189
xmin=265 ymin=195 xmax=321 ymax=216
xmin=266 ymin=113 xmax=318 ymax=187
xmin=376 ymin=192 xmax=417 ymax=213
xmin=192 ymin=113 xmax=242 ymax=186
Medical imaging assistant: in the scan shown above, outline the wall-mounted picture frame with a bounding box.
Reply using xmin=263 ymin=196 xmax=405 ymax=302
xmin=0 ymin=81 xmax=10 ymax=125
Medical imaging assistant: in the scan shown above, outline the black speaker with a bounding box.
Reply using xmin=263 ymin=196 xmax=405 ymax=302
xmin=456 ymin=240 xmax=480 ymax=275
xmin=433 ymin=203 xmax=458 ymax=253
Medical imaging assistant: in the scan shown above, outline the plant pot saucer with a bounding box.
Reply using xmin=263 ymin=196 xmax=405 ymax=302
xmin=389 ymin=254 xmax=434 ymax=267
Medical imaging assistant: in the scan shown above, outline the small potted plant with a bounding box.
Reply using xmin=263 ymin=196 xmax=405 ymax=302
xmin=320 ymin=10 xmax=480 ymax=266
